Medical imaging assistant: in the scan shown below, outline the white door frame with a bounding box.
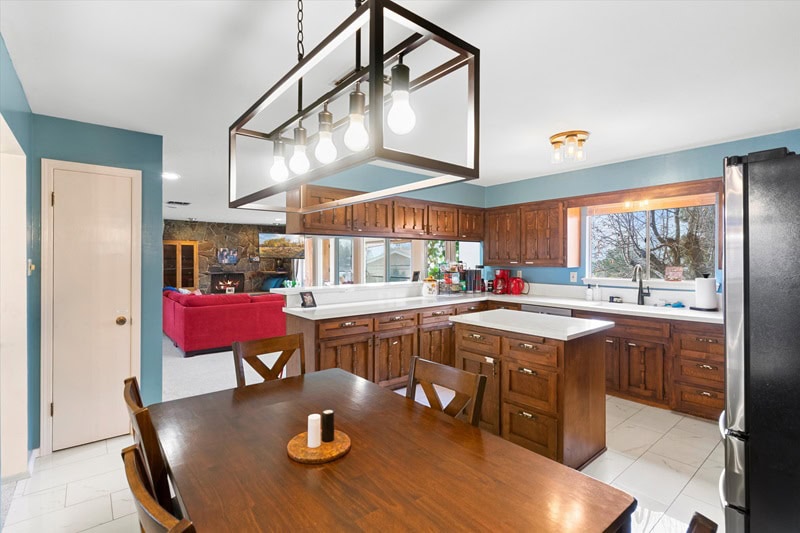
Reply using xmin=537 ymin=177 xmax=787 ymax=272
xmin=40 ymin=159 xmax=142 ymax=456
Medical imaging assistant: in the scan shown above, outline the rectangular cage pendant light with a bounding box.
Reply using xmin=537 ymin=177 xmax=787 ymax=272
xmin=228 ymin=0 xmax=479 ymax=215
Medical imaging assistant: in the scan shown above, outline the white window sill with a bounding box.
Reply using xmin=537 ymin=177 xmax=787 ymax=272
xmin=582 ymin=277 xmax=704 ymax=291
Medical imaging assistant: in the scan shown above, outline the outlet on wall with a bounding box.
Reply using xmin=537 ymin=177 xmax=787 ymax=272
xmin=569 ymin=272 xmax=577 ymax=283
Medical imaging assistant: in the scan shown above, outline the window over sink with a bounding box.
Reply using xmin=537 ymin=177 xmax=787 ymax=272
xmin=587 ymin=193 xmax=717 ymax=280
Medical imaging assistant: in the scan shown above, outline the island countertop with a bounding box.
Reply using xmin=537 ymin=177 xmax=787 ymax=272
xmin=449 ymin=309 xmax=615 ymax=341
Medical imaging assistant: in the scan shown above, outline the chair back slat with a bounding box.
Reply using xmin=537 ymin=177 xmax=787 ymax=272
xmin=406 ymin=356 xmax=487 ymax=427
xmin=123 ymin=377 xmax=172 ymax=511
xmin=232 ymin=333 xmax=305 ymax=387
xmin=122 ymin=444 xmax=195 ymax=533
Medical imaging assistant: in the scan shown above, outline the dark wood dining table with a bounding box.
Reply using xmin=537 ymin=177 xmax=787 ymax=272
xmin=148 ymin=369 xmax=635 ymax=532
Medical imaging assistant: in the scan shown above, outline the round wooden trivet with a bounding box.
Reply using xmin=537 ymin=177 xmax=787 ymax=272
xmin=287 ymin=430 xmax=351 ymax=464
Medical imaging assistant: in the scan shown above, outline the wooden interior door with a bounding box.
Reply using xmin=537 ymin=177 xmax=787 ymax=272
xmin=51 ymin=165 xmax=136 ymax=450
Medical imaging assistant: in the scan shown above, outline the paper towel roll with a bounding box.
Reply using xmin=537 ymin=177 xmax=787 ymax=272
xmin=695 ymin=278 xmax=717 ymax=310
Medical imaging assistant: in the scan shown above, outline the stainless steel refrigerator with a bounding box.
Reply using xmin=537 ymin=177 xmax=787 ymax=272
xmin=721 ymin=148 xmax=800 ymax=532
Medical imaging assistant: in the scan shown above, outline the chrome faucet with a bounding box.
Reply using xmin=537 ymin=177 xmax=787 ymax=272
xmin=631 ymin=264 xmax=649 ymax=305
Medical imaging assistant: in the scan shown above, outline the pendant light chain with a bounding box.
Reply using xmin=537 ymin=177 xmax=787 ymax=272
xmin=296 ymin=0 xmax=304 ymax=114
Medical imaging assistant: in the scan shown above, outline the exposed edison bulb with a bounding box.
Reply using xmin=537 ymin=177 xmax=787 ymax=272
xmin=315 ymin=104 xmax=337 ymax=164
xmin=344 ymin=86 xmax=369 ymax=152
xmin=315 ymin=131 xmax=337 ymax=164
xmin=387 ymin=90 xmax=416 ymax=135
xmin=289 ymin=126 xmax=310 ymax=174
xmin=564 ymin=135 xmax=578 ymax=160
xmin=270 ymin=140 xmax=289 ymax=182
xmin=388 ymin=58 xmax=416 ymax=135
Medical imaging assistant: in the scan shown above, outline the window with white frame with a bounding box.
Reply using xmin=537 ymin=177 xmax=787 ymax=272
xmin=587 ymin=193 xmax=717 ymax=280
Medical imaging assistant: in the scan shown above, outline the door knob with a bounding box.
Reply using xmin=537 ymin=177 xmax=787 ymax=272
xmin=116 ymin=316 xmax=127 ymax=326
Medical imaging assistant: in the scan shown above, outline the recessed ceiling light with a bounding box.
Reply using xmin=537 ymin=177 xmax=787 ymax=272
xmin=162 ymin=172 xmax=181 ymax=180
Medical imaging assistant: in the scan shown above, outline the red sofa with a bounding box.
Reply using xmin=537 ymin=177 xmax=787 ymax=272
xmin=163 ymin=292 xmax=286 ymax=356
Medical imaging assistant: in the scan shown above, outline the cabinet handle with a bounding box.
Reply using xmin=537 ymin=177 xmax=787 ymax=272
xmin=509 ymin=261 xmax=519 ymax=264
xmin=696 ymin=337 xmax=719 ymax=344
xmin=605 ymin=339 xmax=615 ymax=344
xmin=469 ymin=333 xmax=484 ymax=341
xmin=391 ymin=340 xmax=399 ymax=345
xmin=628 ymin=342 xmax=637 ymax=347
xmin=432 ymin=311 xmax=446 ymax=316
xmin=517 ymin=410 xmax=537 ymax=420
xmin=388 ymin=315 xmax=405 ymax=322
xmin=518 ymin=343 xmax=539 ymax=351
xmin=698 ymin=390 xmax=715 ymax=398
xmin=696 ymin=363 xmax=717 ymax=371
xmin=339 ymin=321 xmax=357 ymax=328
xmin=524 ymin=261 xmax=534 ymax=265
xmin=518 ymin=367 xmax=538 ymax=376
xmin=468 ymin=306 xmax=479 ymax=311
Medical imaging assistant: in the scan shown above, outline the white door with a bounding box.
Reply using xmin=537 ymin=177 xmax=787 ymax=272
xmin=50 ymin=165 xmax=137 ymax=450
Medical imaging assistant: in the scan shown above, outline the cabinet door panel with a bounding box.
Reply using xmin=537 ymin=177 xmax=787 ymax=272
xmin=501 ymin=402 xmax=558 ymax=460
xmin=301 ymin=187 xmax=353 ymax=232
xmin=620 ymin=338 xmax=665 ymax=401
xmin=319 ymin=334 xmax=373 ymax=381
xmin=352 ymin=199 xmax=393 ymax=234
xmin=520 ymin=202 xmax=566 ymax=266
xmin=484 ymin=208 xmax=520 ymax=265
xmin=428 ymin=205 xmax=458 ymax=238
xmin=605 ymin=337 xmax=620 ymax=391
xmin=375 ymin=329 xmax=417 ymax=388
xmin=419 ymin=323 xmax=454 ymax=367
xmin=455 ymin=350 xmax=499 ymax=435
xmin=393 ymin=200 xmax=428 ymax=236
xmin=457 ymin=208 xmax=484 ymax=240
xmin=502 ymin=360 xmax=558 ymax=415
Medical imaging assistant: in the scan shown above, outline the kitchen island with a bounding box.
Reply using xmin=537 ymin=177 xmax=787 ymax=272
xmin=450 ymin=309 xmax=614 ymax=468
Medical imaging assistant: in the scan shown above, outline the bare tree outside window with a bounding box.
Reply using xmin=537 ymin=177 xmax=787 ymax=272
xmin=591 ymin=204 xmax=715 ymax=279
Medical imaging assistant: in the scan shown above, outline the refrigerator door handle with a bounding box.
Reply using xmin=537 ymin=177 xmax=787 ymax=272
xmin=719 ymin=468 xmax=727 ymax=508
xmin=719 ymin=410 xmax=726 ymax=440
xmin=725 ymin=434 xmax=747 ymax=510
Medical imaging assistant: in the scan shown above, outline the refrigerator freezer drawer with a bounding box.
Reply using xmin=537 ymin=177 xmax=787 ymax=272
xmin=725 ymin=434 xmax=747 ymax=510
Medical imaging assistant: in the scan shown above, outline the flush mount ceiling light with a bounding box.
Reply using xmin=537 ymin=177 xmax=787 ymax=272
xmin=549 ymin=130 xmax=589 ymax=164
xmin=228 ymin=0 xmax=479 ymax=215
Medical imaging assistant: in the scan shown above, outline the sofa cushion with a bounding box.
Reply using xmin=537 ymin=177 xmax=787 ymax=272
xmin=178 ymin=293 xmax=252 ymax=307
xmin=165 ymin=291 xmax=183 ymax=302
xmin=249 ymin=294 xmax=285 ymax=303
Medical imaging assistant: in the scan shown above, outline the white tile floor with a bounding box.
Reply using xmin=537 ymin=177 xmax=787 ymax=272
xmin=0 ymin=340 xmax=724 ymax=532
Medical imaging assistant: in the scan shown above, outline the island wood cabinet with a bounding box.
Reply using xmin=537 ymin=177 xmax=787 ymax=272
xmin=455 ymin=323 xmax=606 ymax=469
xmin=484 ymin=207 xmax=521 ymax=265
xmin=520 ymin=201 xmax=567 ymax=266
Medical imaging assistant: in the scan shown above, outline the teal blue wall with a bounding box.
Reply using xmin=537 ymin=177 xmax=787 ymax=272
xmin=1 ymin=33 xmax=163 ymax=450
xmin=484 ymin=129 xmax=800 ymax=286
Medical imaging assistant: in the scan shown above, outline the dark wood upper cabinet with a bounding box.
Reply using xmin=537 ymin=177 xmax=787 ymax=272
xmin=352 ymin=198 xmax=393 ymax=234
xmin=484 ymin=207 xmax=521 ymax=265
xmin=520 ymin=201 xmax=567 ymax=266
xmin=299 ymin=185 xmax=353 ymax=233
xmin=393 ymin=199 xmax=429 ymax=236
xmin=428 ymin=205 xmax=458 ymax=238
xmin=457 ymin=207 xmax=484 ymax=241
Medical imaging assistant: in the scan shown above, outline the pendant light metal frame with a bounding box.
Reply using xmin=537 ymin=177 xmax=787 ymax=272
xmin=228 ymin=0 xmax=479 ymax=215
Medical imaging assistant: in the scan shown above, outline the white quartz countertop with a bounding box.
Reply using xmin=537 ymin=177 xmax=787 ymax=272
xmin=449 ymin=309 xmax=615 ymax=341
xmin=282 ymin=292 xmax=723 ymax=324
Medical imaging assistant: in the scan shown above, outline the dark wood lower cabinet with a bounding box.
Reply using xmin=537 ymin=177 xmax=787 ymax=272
xmin=318 ymin=334 xmax=374 ymax=382
xmin=418 ymin=323 xmax=454 ymax=367
xmin=501 ymin=402 xmax=558 ymax=461
xmin=605 ymin=336 xmax=620 ymax=391
xmin=454 ymin=349 xmax=500 ymax=435
xmin=374 ymin=328 xmax=417 ymax=388
xmin=620 ymin=338 xmax=665 ymax=401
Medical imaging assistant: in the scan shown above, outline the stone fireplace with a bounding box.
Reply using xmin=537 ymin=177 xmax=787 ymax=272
xmin=209 ymin=272 xmax=246 ymax=294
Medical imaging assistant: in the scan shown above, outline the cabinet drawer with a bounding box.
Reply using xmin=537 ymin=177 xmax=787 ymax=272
xmin=319 ymin=317 xmax=373 ymax=339
xmin=503 ymin=335 xmax=559 ymax=368
xmin=419 ymin=306 xmax=455 ymax=325
xmin=675 ymin=333 xmax=724 ymax=363
xmin=576 ymin=312 xmax=670 ymax=340
xmin=501 ymin=403 xmax=558 ymax=460
xmin=502 ymin=360 xmax=558 ymax=415
xmin=375 ymin=312 xmax=418 ymax=331
xmin=455 ymin=301 xmax=488 ymax=315
xmin=674 ymin=383 xmax=724 ymax=420
xmin=455 ymin=326 xmax=500 ymax=355
xmin=487 ymin=301 xmax=522 ymax=311
xmin=675 ymin=357 xmax=724 ymax=388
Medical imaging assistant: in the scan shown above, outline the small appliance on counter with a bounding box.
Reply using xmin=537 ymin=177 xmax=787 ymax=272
xmin=493 ymin=269 xmax=510 ymax=294
xmin=509 ymin=277 xmax=529 ymax=295
xmin=691 ymin=274 xmax=718 ymax=311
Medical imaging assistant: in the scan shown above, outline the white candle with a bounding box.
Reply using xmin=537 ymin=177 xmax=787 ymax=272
xmin=307 ymin=414 xmax=321 ymax=448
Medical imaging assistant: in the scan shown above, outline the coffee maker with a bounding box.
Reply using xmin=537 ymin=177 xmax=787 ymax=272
xmin=493 ymin=269 xmax=510 ymax=294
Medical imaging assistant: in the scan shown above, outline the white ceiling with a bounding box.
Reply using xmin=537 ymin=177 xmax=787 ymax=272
xmin=2 ymin=1 xmax=799 ymax=225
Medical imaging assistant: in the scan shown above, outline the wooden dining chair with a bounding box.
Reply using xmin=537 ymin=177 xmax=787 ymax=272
xmin=406 ymin=356 xmax=487 ymax=427
xmin=122 ymin=444 xmax=195 ymax=533
xmin=687 ymin=512 xmax=718 ymax=533
xmin=232 ymin=333 xmax=305 ymax=388
xmin=123 ymin=378 xmax=172 ymax=513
